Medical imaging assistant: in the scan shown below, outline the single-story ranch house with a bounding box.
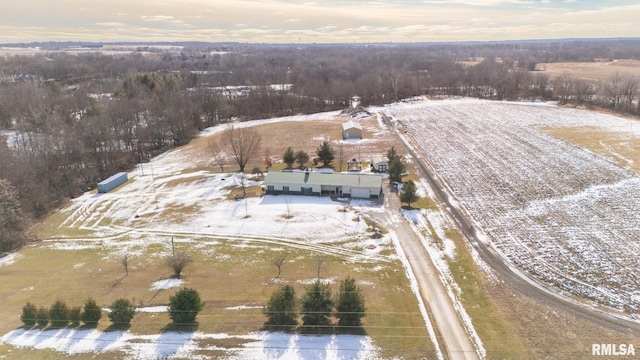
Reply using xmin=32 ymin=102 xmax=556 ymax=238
xmin=265 ymin=171 xmax=383 ymax=199
xmin=342 ymin=121 xmax=363 ymax=139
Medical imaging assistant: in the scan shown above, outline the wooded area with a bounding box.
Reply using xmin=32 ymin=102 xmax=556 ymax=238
xmin=1 ymin=38 xmax=640 ymax=252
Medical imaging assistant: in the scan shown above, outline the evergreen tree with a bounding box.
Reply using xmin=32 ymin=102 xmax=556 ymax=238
xmin=301 ymin=280 xmax=333 ymax=329
xmin=295 ymin=150 xmax=309 ymax=169
xmin=108 ymin=298 xmax=135 ymax=327
xmin=315 ymin=141 xmax=335 ymax=167
xmin=388 ymin=155 xmax=408 ymax=182
xmin=49 ymin=300 xmax=70 ymax=328
xmin=400 ymin=180 xmax=420 ymax=208
xmin=82 ymin=297 xmax=102 ymax=325
xmin=36 ymin=306 xmax=49 ymax=328
xmin=169 ymin=288 xmax=204 ymax=324
xmin=21 ymin=302 xmax=38 ymax=327
xmin=335 ymin=276 xmax=366 ymax=330
xmin=69 ymin=306 xmax=83 ymax=326
xmin=283 ymin=147 xmax=295 ymax=168
xmin=386 ymin=146 xmax=398 ymax=162
xmin=264 ymin=285 xmax=298 ymax=331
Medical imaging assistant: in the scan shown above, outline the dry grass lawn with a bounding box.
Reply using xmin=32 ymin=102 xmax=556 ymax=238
xmin=0 ymin=236 xmax=434 ymax=359
xmin=540 ymin=125 xmax=640 ymax=175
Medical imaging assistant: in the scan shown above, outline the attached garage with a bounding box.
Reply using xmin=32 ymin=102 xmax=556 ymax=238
xmin=350 ymin=188 xmax=370 ymax=198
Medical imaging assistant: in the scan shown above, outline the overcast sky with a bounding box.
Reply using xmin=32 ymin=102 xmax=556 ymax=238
xmin=2 ymin=0 xmax=639 ymax=44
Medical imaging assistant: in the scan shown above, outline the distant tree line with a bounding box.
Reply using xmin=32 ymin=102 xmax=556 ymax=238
xmin=1 ymin=39 xmax=640 ymax=251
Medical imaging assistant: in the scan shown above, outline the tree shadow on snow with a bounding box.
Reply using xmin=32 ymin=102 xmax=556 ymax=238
xmin=155 ymin=322 xmax=199 ymax=358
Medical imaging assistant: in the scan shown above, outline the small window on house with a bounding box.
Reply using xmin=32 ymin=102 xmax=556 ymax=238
xmin=283 ymin=186 xmax=289 ymax=192
xmin=267 ymin=185 xmax=274 ymax=191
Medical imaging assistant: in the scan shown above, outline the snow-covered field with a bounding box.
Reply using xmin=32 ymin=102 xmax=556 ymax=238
xmin=382 ymin=98 xmax=640 ymax=314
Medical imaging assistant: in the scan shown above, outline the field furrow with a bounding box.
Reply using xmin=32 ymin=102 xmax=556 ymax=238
xmin=384 ymin=99 xmax=640 ymax=313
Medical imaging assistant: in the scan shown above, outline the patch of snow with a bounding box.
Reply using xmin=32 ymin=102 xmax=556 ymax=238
xmin=150 ymin=279 xmax=184 ymax=291
xmin=136 ymin=306 xmax=168 ymax=313
xmin=0 ymin=253 xmax=19 ymax=267
xmin=0 ymin=329 xmax=380 ymax=359
xmin=225 ymin=305 xmax=263 ymax=311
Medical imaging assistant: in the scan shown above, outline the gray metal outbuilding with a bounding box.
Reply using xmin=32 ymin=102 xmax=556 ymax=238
xmin=97 ymin=172 xmax=128 ymax=193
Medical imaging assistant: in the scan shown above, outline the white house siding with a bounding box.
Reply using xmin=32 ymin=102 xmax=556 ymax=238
xmin=265 ymin=171 xmax=382 ymax=199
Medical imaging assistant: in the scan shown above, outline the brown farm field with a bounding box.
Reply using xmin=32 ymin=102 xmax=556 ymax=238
xmin=534 ymin=59 xmax=640 ymax=81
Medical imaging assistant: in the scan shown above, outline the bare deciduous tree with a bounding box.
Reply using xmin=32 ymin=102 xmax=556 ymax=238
xmin=208 ymin=139 xmax=226 ymax=172
xmin=167 ymin=252 xmax=193 ymax=279
xmin=222 ymin=125 xmax=262 ymax=173
xmin=121 ymin=254 xmax=130 ymax=276
xmin=272 ymin=255 xmax=287 ymax=279
xmin=314 ymin=256 xmax=326 ymax=279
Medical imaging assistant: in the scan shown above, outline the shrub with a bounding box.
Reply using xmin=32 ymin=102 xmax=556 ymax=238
xmin=69 ymin=306 xmax=83 ymax=326
xmin=49 ymin=300 xmax=70 ymax=328
xmin=36 ymin=306 xmax=49 ymax=328
xmin=82 ymin=297 xmax=102 ymax=325
xmin=169 ymin=288 xmax=203 ymax=324
xmin=167 ymin=252 xmax=193 ymax=278
xmin=264 ymin=285 xmax=298 ymax=331
xmin=20 ymin=302 xmax=38 ymax=327
xmin=108 ymin=298 xmax=135 ymax=326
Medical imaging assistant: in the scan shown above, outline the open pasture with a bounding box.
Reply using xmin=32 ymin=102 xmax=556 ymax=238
xmin=384 ymin=98 xmax=640 ymax=315
xmin=0 ymin=112 xmax=435 ymax=359
xmin=535 ymin=59 xmax=640 ymax=81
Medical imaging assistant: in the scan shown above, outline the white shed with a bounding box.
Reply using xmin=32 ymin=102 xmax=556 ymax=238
xmin=342 ymin=121 xmax=363 ymax=139
xmin=371 ymin=155 xmax=388 ymax=172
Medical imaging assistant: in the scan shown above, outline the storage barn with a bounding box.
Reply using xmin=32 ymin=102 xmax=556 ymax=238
xmin=265 ymin=171 xmax=382 ymax=199
xmin=342 ymin=121 xmax=363 ymax=139
xmin=97 ymin=172 xmax=128 ymax=193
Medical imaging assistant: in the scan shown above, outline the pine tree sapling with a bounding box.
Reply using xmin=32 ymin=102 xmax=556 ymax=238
xmin=69 ymin=306 xmax=83 ymax=326
xmin=169 ymin=288 xmax=204 ymax=324
xmin=294 ymin=150 xmax=309 ymax=169
xmin=283 ymin=147 xmax=295 ymax=169
xmin=49 ymin=300 xmax=70 ymax=328
xmin=386 ymin=146 xmax=398 ymax=162
xmin=36 ymin=306 xmax=49 ymax=328
xmin=301 ymin=280 xmax=334 ymax=328
xmin=387 ymin=154 xmax=408 ymax=182
xmin=316 ymin=141 xmax=335 ymax=167
xmin=264 ymin=285 xmax=298 ymax=331
xmin=82 ymin=297 xmax=102 ymax=325
xmin=21 ymin=302 xmax=38 ymax=327
xmin=108 ymin=298 xmax=136 ymax=326
xmin=335 ymin=276 xmax=366 ymax=330
xmin=400 ymin=180 xmax=420 ymax=209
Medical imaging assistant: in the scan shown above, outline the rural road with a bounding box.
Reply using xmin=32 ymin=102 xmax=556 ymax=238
xmin=379 ymin=111 xmax=640 ymax=338
xmin=371 ymin=184 xmax=480 ymax=360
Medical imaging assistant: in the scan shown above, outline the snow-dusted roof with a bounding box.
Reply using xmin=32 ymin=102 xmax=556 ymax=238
xmin=371 ymin=155 xmax=387 ymax=165
xmin=342 ymin=121 xmax=362 ymax=131
xmin=266 ymin=171 xmax=382 ymax=188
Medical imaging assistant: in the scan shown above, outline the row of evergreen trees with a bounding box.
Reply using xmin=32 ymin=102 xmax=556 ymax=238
xmin=20 ymin=288 xmax=203 ymax=329
xmin=264 ymin=276 xmax=366 ymax=334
